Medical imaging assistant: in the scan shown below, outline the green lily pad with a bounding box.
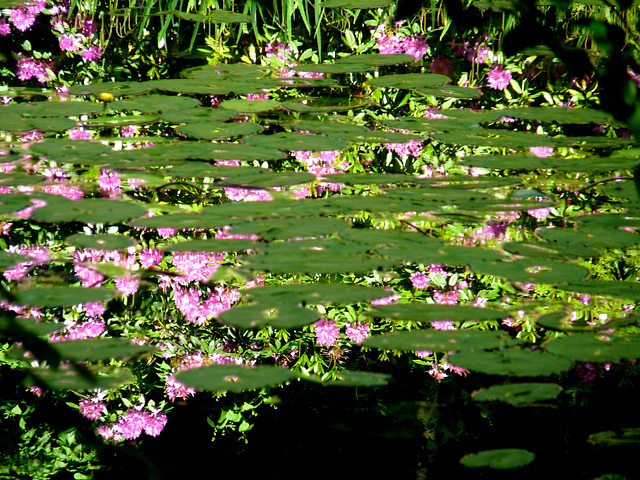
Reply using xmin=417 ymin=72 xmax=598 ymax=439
xmin=588 ymin=429 xmax=640 ymax=446
xmin=503 ymin=241 xmax=600 ymax=259
xmin=368 ymin=73 xmax=451 ymax=89
xmin=111 ymin=95 xmax=202 ymax=113
xmin=24 ymin=101 xmax=104 ymax=117
xmin=244 ymin=283 xmax=393 ymax=305
xmin=471 ymin=382 xmax=563 ymax=405
xmin=229 ymin=217 xmax=349 ymax=240
xmin=69 ymin=82 xmax=150 ymax=98
xmin=323 ymin=370 xmax=391 ymax=386
xmin=28 ymin=139 xmax=114 ymax=163
xmin=363 ymin=329 xmax=515 ymax=352
xmin=538 ymin=227 xmax=640 ymax=250
xmin=449 ymin=349 xmax=572 ymax=376
xmin=218 ymin=303 xmax=319 ymax=328
xmin=52 ymin=338 xmax=154 ymax=361
xmin=460 ymin=448 xmax=535 ymax=469
xmin=364 ymin=304 xmax=507 ymax=322
xmin=133 ymin=213 xmax=232 ymax=229
xmin=500 ymin=107 xmax=612 ymax=124
xmin=25 ymin=366 xmax=134 ymax=390
xmin=66 ymin=233 xmax=136 ymax=250
xmin=413 ymin=85 xmax=483 ymax=99
xmin=219 ymin=98 xmax=282 ymax=113
xmin=177 ymin=121 xmax=263 ymax=140
xmin=175 ymin=364 xmax=291 ymax=392
xmin=12 ymin=287 xmax=115 ymax=307
xmin=557 ymin=281 xmax=640 ymax=300
xmin=545 ymin=333 xmax=640 ymax=362
xmin=160 ymin=107 xmax=238 ymax=123
xmin=281 ymin=98 xmax=371 ymax=114
xmin=165 ymin=239 xmax=257 ymax=252
xmin=0 ymin=194 xmax=36 ymax=215
xmin=33 ymin=198 xmax=147 ymax=224
xmin=536 ymin=311 xmax=637 ymax=332
xmin=243 ymin=250 xmax=398 ymax=274
xmin=469 ymin=258 xmax=589 ymax=284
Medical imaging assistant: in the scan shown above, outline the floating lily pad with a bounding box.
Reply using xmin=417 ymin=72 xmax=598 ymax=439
xmin=111 ymin=95 xmax=202 ymax=113
xmin=52 ymin=338 xmax=154 ymax=361
xmin=471 ymin=382 xmax=563 ymax=405
xmin=175 ymin=364 xmax=291 ymax=392
xmin=368 ymin=73 xmax=450 ymax=89
xmin=229 ymin=217 xmax=349 ymax=240
xmin=177 ymin=121 xmax=263 ymax=140
xmin=218 ymin=303 xmax=319 ymax=328
xmin=25 ymin=366 xmax=134 ymax=390
xmin=66 ymin=233 xmax=136 ymax=250
xmin=244 ymin=283 xmax=393 ymax=305
xmin=28 ymin=139 xmax=114 ymax=163
xmin=324 ymin=370 xmax=391 ymax=386
xmin=588 ymin=429 xmax=640 ymax=446
xmin=412 ymin=85 xmax=483 ymax=98
xmin=23 ymin=101 xmax=104 ymax=117
xmin=538 ymin=227 xmax=640 ymax=250
xmin=449 ymin=349 xmax=572 ymax=376
xmin=0 ymin=194 xmax=36 ymax=215
xmin=503 ymin=241 xmax=599 ymax=259
xmin=219 ymin=98 xmax=282 ymax=113
xmin=133 ymin=213 xmax=231 ymax=229
xmin=363 ymin=329 xmax=515 ymax=352
xmin=500 ymin=107 xmax=612 ymax=124
xmin=33 ymin=198 xmax=147 ymax=224
xmin=281 ymin=98 xmax=371 ymax=114
xmin=242 ymin=250 xmax=398 ymax=274
xmin=557 ymin=281 xmax=640 ymax=300
xmin=160 ymin=107 xmax=238 ymax=123
xmin=165 ymin=239 xmax=257 ymax=252
xmin=460 ymin=448 xmax=535 ymax=469
xmin=364 ymin=304 xmax=507 ymax=322
xmin=545 ymin=333 xmax=640 ymax=362
xmin=536 ymin=311 xmax=637 ymax=332
xmin=469 ymin=258 xmax=589 ymax=284
xmin=69 ymin=82 xmax=151 ymax=98
xmin=12 ymin=287 xmax=115 ymax=307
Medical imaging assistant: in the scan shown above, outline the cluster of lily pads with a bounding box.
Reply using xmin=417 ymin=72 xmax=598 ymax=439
xmin=2 ymin=1 xmax=640 ymax=477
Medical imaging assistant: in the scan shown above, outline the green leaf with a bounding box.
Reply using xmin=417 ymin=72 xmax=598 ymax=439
xmin=364 ymin=304 xmax=507 ymax=322
xmin=165 ymin=239 xmax=257 ymax=252
xmin=68 ymin=82 xmax=151 ymax=97
xmin=323 ymin=370 xmax=391 ymax=386
xmin=219 ymin=98 xmax=281 ymax=113
xmin=448 ymin=349 xmax=572 ymax=376
xmin=175 ymin=364 xmax=291 ymax=392
xmin=363 ymin=329 xmax=516 ymax=352
xmin=111 ymin=95 xmax=202 ymax=113
xmin=280 ymin=98 xmax=371 ymax=114
xmin=25 ymin=366 xmax=134 ymax=390
xmin=230 ymin=217 xmax=349 ymax=240
xmin=244 ymin=283 xmax=393 ymax=304
xmin=557 ymin=280 xmax=640 ymax=300
xmin=368 ymin=73 xmax=451 ymax=89
xmin=33 ymin=198 xmax=147 ymax=224
xmin=471 ymin=383 xmax=563 ymax=405
xmin=469 ymin=258 xmax=589 ymax=284
xmin=52 ymin=338 xmax=154 ymax=361
xmin=177 ymin=121 xmax=263 ymax=140
xmin=460 ymin=449 xmax=535 ymax=469
xmin=545 ymin=333 xmax=640 ymax=362
xmin=218 ymin=304 xmax=319 ymax=328
xmin=66 ymin=233 xmax=136 ymax=250
xmin=536 ymin=311 xmax=637 ymax=332
xmin=12 ymin=287 xmax=115 ymax=307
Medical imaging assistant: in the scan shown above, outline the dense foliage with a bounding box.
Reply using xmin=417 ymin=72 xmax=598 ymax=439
xmin=1 ymin=1 xmax=640 ymax=479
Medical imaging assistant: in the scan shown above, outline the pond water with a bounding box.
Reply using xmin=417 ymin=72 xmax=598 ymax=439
xmin=2 ymin=5 xmax=640 ymax=479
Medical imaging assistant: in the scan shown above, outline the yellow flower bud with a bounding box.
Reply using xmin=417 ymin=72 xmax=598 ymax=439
xmin=98 ymin=92 xmax=115 ymax=102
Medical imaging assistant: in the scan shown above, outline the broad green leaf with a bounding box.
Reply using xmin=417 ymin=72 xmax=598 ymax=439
xmin=460 ymin=449 xmax=535 ymax=469
xmin=557 ymin=280 xmax=640 ymax=300
xmin=536 ymin=311 xmax=637 ymax=332
xmin=545 ymin=333 xmax=640 ymax=362
xmin=177 ymin=121 xmax=263 ymax=140
xmin=229 ymin=217 xmax=349 ymax=240
xmin=588 ymin=429 xmax=640 ymax=447
xmin=412 ymin=85 xmax=483 ymax=98
xmin=33 ymin=198 xmax=147 ymax=224
xmin=25 ymin=366 xmax=134 ymax=390
xmin=364 ymin=304 xmax=507 ymax=322
xmin=448 ymin=349 xmax=572 ymax=376
xmin=281 ymin=98 xmax=371 ymax=114
xmin=69 ymin=82 xmax=151 ymax=97
xmin=24 ymin=101 xmax=104 ymax=117
xmin=0 ymin=194 xmax=36 ymax=214
xmin=385 ymin=244 xmax=507 ymax=266
xmin=368 ymin=73 xmax=450 ymax=89
xmin=111 ymin=95 xmax=202 ymax=113
xmin=469 ymin=258 xmax=589 ymax=284
xmin=134 ymin=213 xmax=232 ymax=229
xmin=219 ymin=98 xmax=281 ymax=113
xmin=500 ymin=107 xmax=612 ymax=124
xmin=363 ymin=329 xmax=516 ymax=352
xmin=503 ymin=241 xmax=599 ymax=259
xmin=244 ymin=283 xmax=393 ymax=304
xmin=28 ymin=139 xmax=114 ymax=163
xmin=323 ymin=370 xmax=391 ymax=386
xmin=12 ymin=287 xmax=115 ymax=307
xmin=66 ymin=233 xmax=136 ymax=250
xmin=460 ymin=154 xmax=639 ymax=171
xmin=335 ymin=53 xmax=416 ymax=66
xmin=52 ymin=338 xmax=154 ymax=361
xmin=242 ymin=250 xmax=398 ymax=274
xmin=538 ymin=227 xmax=640 ymax=249
xmin=165 ymin=239 xmax=257 ymax=252
xmin=218 ymin=303 xmax=319 ymax=328
xmin=160 ymin=107 xmax=237 ymax=123
xmin=175 ymin=364 xmax=291 ymax=392
xmin=471 ymin=382 xmax=563 ymax=405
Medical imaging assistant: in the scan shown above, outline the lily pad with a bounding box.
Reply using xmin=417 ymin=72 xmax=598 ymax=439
xmin=460 ymin=448 xmax=535 ymax=469
xmin=324 ymin=370 xmax=391 ymax=386
xmin=66 ymin=233 xmax=136 ymax=250
xmin=218 ymin=303 xmax=319 ymax=329
xmin=52 ymin=338 xmax=154 ymax=362
xmin=33 ymin=198 xmax=147 ymax=224
xmin=219 ymin=98 xmax=282 ymax=113
xmin=177 ymin=121 xmax=263 ymax=140
xmin=469 ymin=258 xmax=589 ymax=284
xmin=363 ymin=329 xmax=516 ymax=352
xmin=471 ymin=382 xmax=563 ymax=405
xmin=165 ymin=239 xmax=257 ymax=252
xmin=536 ymin=311 xmax=637 ymax=332
xmin=25 ymin=366 xmax=134 ymax=390
xmin=557 ymin=281 xmax=640 ymax=300
xmin=175 ymin=364 xmax=291 ymax=392
xmin=449 ymin=349 xmax=572 ymax=376
xmin=12 ymin=287 xmax=115 ymax=307
xmin=368 ymin=73 xmax=451 ymax=89
xmin=244 ymin=283 xmax=393 ymax=305
xmin=364 ymin=304 xmax=507 ymax=322
xmin=545 ymin=333 xmax=640 ymax=362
